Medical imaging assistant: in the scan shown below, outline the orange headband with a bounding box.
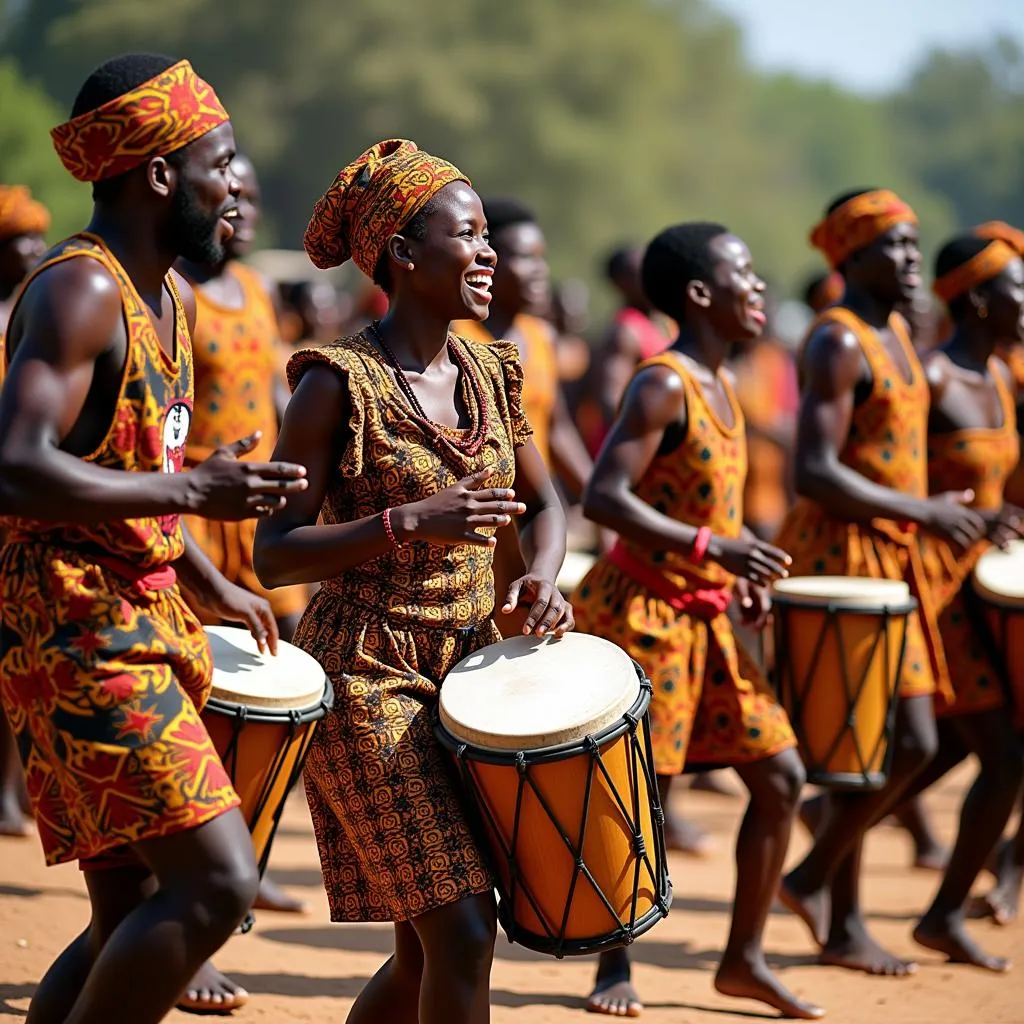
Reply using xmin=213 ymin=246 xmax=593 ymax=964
xmin=51 ymin=60 xmax=229 ymax=183
xmin=933 ymin=240 xmax=1018 ymax=304
xmin=975 ymin=221 xmax=1024 ymax=257
xmin=809 ymin=190 xmax=918 ymax=269
xmin=0 ymin=186 xmax=51 ymax=242
xmin=304 ymin=139 xmax=468 ymax=275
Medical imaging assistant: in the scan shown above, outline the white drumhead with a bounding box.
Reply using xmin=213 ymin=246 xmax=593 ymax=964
xmin=439 ymin=633 xmax=640 ymax=751
xmin=772 ymin=575 xmax=912 ymax=609
xmin=974 ymin=540 xmax=1024 ymax=607
xmin=556 ymin=550 xmax=596 ymax=595
xmin=205 ymin=626 xmax=327 ymax=711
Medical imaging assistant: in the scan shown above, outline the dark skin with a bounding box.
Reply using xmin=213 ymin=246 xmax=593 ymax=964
xmin=255 ymin=182 xmax=571 ymax=1024
xmin=903 ymin=257 xmax=1024 ymax=970
xmin=0 ymin=122 xmax=309 ymax=1024
xmin=0 ymin=232 xmax=48 ymax=331
xmin=780 ymin=222 xmax=988 ymax=977
xmin=582 ymin=234 xmax=822 ymax=1021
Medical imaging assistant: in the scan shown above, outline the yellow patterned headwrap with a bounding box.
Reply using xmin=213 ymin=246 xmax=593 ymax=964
xmin=303 ymin=139 xmax=469 ymax=275
xmin=51 ymin=59 xmax=229 ymax=183
xmin=810 ymin=190 xmax=918 ymax=269
xmin=0 ymin=186 xmax=51 ymax=242
xmin=933 ymin=240 xmax=1018 ymax=304
xmin=975 ymin=221 xmax=1024 ymax=257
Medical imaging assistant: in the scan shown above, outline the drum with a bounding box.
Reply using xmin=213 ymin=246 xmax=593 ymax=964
xmin=771 ymin=577 xmax=916 ymax=789
xmin=556 ymin=550 xmax=597 ymax=597
xmin=202 ymin=626 xmax=334 ymax=875
xmin=435 ymin=633 xmax=671 ymax=958
xmin=972 ymin=540 xmax=1024 ymax=728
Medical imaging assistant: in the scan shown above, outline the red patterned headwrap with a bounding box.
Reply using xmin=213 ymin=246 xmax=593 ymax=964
xmin=975 ymin=221 xmax=1024 ymax=257
xmin=0 ymin=186 xmax=51 ymax=242
xmin=304 ymin=139 xmax=469 ymax=275
xmin=50 ymin=60 xmax=229 ymax=184
xmin=810 ymin=190 xmax=918 ymax=269
xmin=932 ymin=240 xmax=1018 ymax=304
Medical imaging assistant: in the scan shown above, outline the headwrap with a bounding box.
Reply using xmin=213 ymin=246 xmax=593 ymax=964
xmin=975 ymin=221 xmax=1024 ymax=257
xmin=50 ymin=59 xmax=229 ymax=183
xmin=807 ymin=271 xmax=845 ymax=313
xmin=809 ymin=190 xmax=918 ymax=269
xmin=304 ymin=139 xmax=468 ymax=275
xmin=932 ymin=239 xmax=1018 ymax=304
xmin=0 ymin=186 xmax=51 ymax=242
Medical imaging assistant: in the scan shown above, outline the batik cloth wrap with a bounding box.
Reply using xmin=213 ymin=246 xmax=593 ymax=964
xmin=810 ymin=190 xmax=918 ymax=269
xmin=50 ymin=59 xmax=229 ymax=183
xmin=933 ymin=240 xmax=1018 ymax=303
xmin=976 ymin=221 xmax=1024 ymax=256
xmin=303 ymin=139 xmax=467 ymax=275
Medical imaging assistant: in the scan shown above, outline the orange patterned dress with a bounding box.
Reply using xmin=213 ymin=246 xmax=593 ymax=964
xmin=455 ymin=313 xmax=557 ymax=465
xmin=0 ymin=234 xmax=238 ymax=867
xmin=571 ymin=351 xmax=795 ymax=775
xmin=287 ymin=332 xmax=531 ymax=922
xmin=776 ymin=308 xmax=952 ymax=703
xmin=923 ymin=360 xmax=1019 ymax=718
xmin=996 ymin=342 xmax=1024 ymax=507
xmin=182 ymin=262 xmax=307 ymax=619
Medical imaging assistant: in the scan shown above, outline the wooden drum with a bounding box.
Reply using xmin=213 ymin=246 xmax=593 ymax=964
xmin=436 ymin=633 xmax=671 ymax=957
xmin=771 ymin=577 xmax=916 ymax=789
xmin=202 ymin=626 xmax=334 ymax=876
xmin=972 ymin=540 xmax=1024 ymax=729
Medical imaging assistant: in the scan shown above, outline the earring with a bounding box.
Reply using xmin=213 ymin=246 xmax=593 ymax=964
xmin=978 ymin=304 xmax=988 ymax=319
xmin=406 ymin=262 xmax=415 ymax=271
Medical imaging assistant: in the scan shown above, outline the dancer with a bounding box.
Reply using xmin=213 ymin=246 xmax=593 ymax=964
xmin=0 ymin=53 xmax=307 ymax=1023
xmin=254 ymin=139 xmax=572 ymax=1024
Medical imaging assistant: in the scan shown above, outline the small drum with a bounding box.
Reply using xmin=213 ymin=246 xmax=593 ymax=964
xmin=556 ymin=550 xmax=597 ymax=597
xmin=771 ymin=577 xmax=916 ymax=789
xmin=435 ymin=633 xmax=671 ymax=958
xmin=202 ymin=626 xmax=334 ymax=875
xmin=972 ymin=541 xmax=1024 ymax=728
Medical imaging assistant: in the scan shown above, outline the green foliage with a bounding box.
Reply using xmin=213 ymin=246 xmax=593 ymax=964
xmin=0 ymin=0 xmax=1019 ymax=304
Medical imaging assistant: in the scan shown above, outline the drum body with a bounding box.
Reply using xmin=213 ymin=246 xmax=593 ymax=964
xmin=972 ymin=541 xmax=1024 ymax=729
xmin=556 ymin=550 xmax=597 ymax=598
xmin=771 ymin=577 xmax=915 ymax=789
xmin=201 ymin=626 xmax=334 ymax=875
xmin=436 ymin=634 xmax=671 ymax=958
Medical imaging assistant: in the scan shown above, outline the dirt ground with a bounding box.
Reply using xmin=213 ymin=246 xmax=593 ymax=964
xmin=2 ymin=764 xmax=1022 ymax=1023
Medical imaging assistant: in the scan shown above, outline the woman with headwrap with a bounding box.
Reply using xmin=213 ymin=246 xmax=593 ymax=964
xmin=253 ymin=140 xmax=572 ymax=1024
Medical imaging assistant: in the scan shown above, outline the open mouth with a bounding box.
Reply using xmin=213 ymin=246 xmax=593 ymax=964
xmin=902 ymin=271 xmax=922 ymax=289
xmin=747 ymin=299 xmax=766 ymax=327
xmin=466 ymin=271 xmax=493 ymax=303
xmin=219 ymin=206 xmax=239 ymax=238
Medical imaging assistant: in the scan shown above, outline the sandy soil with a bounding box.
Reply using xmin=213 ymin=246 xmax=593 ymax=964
xmin=2 ymin=764 xmax=1021 ymax=1023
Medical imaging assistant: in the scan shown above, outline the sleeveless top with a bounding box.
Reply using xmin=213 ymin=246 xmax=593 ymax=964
xmin=0 ymin=233 xmax=193 ymax=568
xmin=185 ymin=262 xmax=280 ymax=464
xmin=617 ymin=350 xmax=747 ymax=590
xmin=996 ymin=342 xmax=1024 ymax=507
xmin=614 ymin=306 xmax=671 ymax=361
xmin=454 ymin=313 xmax=557 ymax=464
xmin=927 ymin=358 xmax=1019 ymax=512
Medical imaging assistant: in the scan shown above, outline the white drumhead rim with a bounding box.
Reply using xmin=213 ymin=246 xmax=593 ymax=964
xmin=973 ymin=541 xmax=1024 ymax=607
xmin=205 ymin=625 xmax=328 ymax=711
xmin=439 ymin=633 xmax=641 ymax=752
xmin=772 ymin=575 xmax=913 ymax=609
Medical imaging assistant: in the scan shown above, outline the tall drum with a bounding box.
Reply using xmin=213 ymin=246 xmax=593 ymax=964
xmin=771 ymin=577 xmax=916 ymax=789
xmin=972 ymin=540 xmax=1024 ymax=729
xmin=436 ymin=633 xmax=671 ymax=958
xmin=202 ymin=626 xmax=334 ymax=875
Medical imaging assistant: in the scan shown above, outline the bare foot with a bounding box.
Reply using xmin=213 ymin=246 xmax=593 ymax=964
xmin=798 ymin=794 xmax=826 ymax=838
xmin=967 ymin=884 xmax=1020 ymax=927
xmin=912 ymin=843 xmax=950 ymax=872
xmin=984 ymin=837 xmax=1010 ymax=879
xmin=914 ymin=915 xmax=1011 ymax=972
xmin=779 ymin=876 xmax=829 ymax=948
xmin=715 ymin=955 xmax=825 ymax=1020
xmin=586 ymin=979 xmax=643 ymax=1018
xmin=0 ymin=798 xmax=31 ymax=837
xmin=178 ymin=962 xmax=249 ymax=1016
xmin=664 ymin=813 xmax=716 ymax=857
xmin=252 ymin=875 xmax=308 ymax=914
xmin=820 ymin=922 xmax=918 ymax=977
xmin=690 ymin=771 xmax=740 ymax=798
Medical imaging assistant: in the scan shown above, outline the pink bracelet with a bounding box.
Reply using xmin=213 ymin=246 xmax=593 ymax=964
xmin=691 ymin=526 xmax=712 ymax=564
xmin=382 ymin=507 xmax=402 ymax=548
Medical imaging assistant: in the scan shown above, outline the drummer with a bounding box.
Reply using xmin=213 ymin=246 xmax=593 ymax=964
xmin=253 ymin=139 xmax=572 ymax=1024
xmin=903 ymin=234 xmax=1024 ymax=964
xmin=572 ymin=222 xmax=822 ymax=1020
xmin=776 ymin=190 xmax=987 ymax=975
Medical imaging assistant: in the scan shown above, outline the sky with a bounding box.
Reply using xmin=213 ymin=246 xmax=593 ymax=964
xmin=712 ymin=0 xmax=1024 ymax=94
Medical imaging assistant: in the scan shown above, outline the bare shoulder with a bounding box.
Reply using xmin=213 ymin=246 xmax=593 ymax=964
xmin=921 ymin=347 xmax=952 ymax=393
xmin=621 ymin=361 xmax=686 ymax=430
xmin=802 ymin=318 xmax=864 ymax=396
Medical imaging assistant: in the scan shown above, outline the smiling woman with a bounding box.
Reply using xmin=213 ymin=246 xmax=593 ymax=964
xmin=252 ymin=139 xmax=572 ymax=1024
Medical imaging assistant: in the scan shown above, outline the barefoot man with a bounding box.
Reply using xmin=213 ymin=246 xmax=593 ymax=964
xmin=0 ymin=53 xmax=307 ymax=1022
xmin=777 ymin=189 xmax=986 ymax=976
xmin=573 ymin=222 xmax=822 ymax=1020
